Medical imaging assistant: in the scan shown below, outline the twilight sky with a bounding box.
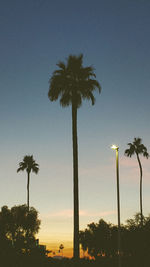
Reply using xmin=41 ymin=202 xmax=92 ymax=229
xmin=0 ymin=0 xmax=150 ymax=257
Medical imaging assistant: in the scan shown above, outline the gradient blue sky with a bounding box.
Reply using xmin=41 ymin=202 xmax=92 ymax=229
xmin=0 ymin=0 xmax=150 ymax=256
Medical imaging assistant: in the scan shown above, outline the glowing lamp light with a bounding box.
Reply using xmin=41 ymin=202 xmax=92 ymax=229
xmin=111 ymin=144 xmax=119 ymax=150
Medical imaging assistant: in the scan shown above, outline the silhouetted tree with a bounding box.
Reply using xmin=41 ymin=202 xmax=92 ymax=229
xmin=125 ymin=138 xmax=149 ymax=225
xmin=48 ymin=54 xmax=101 ymax=259
xmin=59 ymin=244 xmax=64 ymax=256
xmin=80 ymin=214 xmax=150 ymax=266
xmin=125 ymin=213 xmax=150 ymax=266
xmin=0 ymin=205 xmax=40 ymax=253
xmin=17 ymin=155 xmax=39 ymax=211
xmin=80 ymin=219 xmax=111 ymax=259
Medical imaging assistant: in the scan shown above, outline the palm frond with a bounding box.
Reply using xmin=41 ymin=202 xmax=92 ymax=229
xmin=48 ymin=54 xmax=101 ymax=108
xmin=88 ymin=91 xmax=95 ymax=105
xmin=125 ymin=137 xmax=149 ymax=158
xmin=56 ymin=61 xmax=66 ymax=70
xmin=81 ymin=90 xmax=95 ymax=105
xmin=17 ymin=155 xmax=39 ymax=174
xmin=17 ymin=166 xmax=25 ymax=173
xmin=32 ymin=166 xmax=39 ymax=174
xmin=124 ymin=148 xmax=134 ymax=157
xmin=143 ymin=151 xmax=149 ymax=159
xmin=59 ymin=91 xmax=72 ymax=107
xmin=134 ymin=137 xmax=142 ymax=146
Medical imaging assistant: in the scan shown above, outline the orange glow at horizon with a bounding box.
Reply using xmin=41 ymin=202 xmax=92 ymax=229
xmin=39 ymin=241 xmax=73 ymax=258
xmin=39 ymin=241 xmax=88 ymax=258
xmin=37 ymin=208 xmax=118 ymax=258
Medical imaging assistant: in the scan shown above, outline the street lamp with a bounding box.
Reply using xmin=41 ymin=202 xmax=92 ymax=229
xmin=111 ymin=145 xmax=121 ymax=267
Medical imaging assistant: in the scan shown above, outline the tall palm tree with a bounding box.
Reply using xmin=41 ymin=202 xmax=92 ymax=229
xmin=48 ymin=54 xmax=101 ymax=259
xmin=125 ymin=137 xmax=149 ymax=225
xmin=17 ymin=155 xmax=39 ymax=211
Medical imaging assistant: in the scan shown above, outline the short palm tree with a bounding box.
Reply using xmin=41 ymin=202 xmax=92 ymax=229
xmin=59 ymin=244 xmax=64 ymax=256
xmin=125 ymin=137 xmax=149 ymax=225
xmin=17 ymin=155 xmax=39 ymax=211
xmin=48 ymin=54 xmax=101 ymax=259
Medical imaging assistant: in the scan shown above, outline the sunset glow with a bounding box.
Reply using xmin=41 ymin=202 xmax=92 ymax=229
xmin=0 ymin=1 xmax=150 ymax=265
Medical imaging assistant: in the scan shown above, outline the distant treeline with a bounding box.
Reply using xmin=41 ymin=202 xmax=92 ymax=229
xmin=0 ymin=204 xmax=150 ymax=267
xmin=79 ymin=213 xmax=150 ymax=266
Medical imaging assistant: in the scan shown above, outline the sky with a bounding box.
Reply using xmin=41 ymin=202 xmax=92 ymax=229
xmin=0 ymin=0 xmax=150 ymax=257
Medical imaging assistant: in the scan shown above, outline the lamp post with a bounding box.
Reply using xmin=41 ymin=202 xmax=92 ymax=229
xmin=111 ymin=145 xmax=121 ymax=267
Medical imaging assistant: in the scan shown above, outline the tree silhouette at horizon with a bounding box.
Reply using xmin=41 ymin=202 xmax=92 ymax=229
xmin=0 ymin=205 xmax=40 ymax=251
xmin=48 ymin=54 xmax=101 ymax=259
xmin=125 ymin=137 xmax=149 ymax=225
xmin=59 ymin=244 xmax=64 ymax=257
xmin=17 ymin=155 xmax=39 ymax=211
xmin=79 ymin=213 xmax=150 ymax=266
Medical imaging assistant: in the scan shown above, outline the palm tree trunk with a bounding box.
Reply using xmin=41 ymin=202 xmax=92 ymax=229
xmin=136 ymin=154 xmax=143 ymax=225
xmin=72 ymin=104 xmax=79 ymax=259
xmin=27 ymin=172 xmax=30 ymax=211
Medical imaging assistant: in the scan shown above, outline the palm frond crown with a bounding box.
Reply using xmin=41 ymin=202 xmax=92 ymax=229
xmin=125 ymin=137 xmax=149 ymax=158
xmin=17 ymin=155 xmax=39 ymax=174
xmin=48 ymin=54 xmax=101 ymax=108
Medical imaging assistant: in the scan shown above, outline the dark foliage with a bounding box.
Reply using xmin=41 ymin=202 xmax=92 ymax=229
xmin=0 ymin=206 xmax=150 ymax=267
xmin=79 ymin=213 xmax=150 ymax=266
xmin=0 ymin=205 xmax=40 ymax=256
